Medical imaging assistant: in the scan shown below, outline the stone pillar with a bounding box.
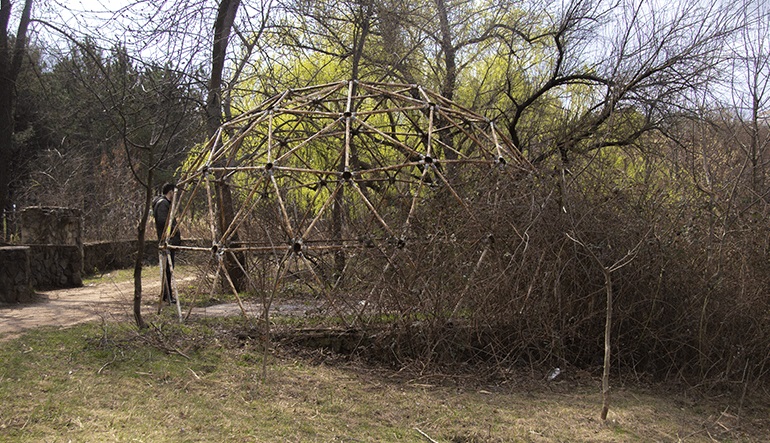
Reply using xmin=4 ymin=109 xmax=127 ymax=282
xmin=21 ymin=207 xmax=83 ymax=248
xmin=0 ymin=246 xmax=35 ymax=303
xmin=20 ymin=207 xmax=84 ymax=289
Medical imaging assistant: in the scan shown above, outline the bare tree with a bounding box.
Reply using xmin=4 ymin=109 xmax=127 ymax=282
xmin=724 ymin=0 xmax=770 ymax=196
xmin=21 ymin=34 xmax=201 ymax=327
xmin=50 ymin=0 xmax=274 ymax=299
xmin=568 ymin=230 xmax=646 ymax=420
xmin=490 ymin=0 xmax=735 ymax=164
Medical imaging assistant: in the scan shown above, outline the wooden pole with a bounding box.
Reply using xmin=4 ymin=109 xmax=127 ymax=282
xmin=169 ymin=251 xmax=183 ymax=322
xmin=157 ymin=250 xmax=166 ymax=314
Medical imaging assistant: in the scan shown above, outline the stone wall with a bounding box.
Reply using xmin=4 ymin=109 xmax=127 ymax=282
xmin=82 ymin=238 xmax=206 ymax=275
xmin=2 ymin=239 xmax=165 ymax=296
xmin=83 ymin=240 xmax=159 ymax=275
xmin=0 ymin=246 xmax=35 ymax=303
xmin=4 ymin=202 xmax=204 ymax=298
xmin=28 ymin=245 xmax=83 ymax=289
xmin=3 ymin=207 xmax=202 ymax=296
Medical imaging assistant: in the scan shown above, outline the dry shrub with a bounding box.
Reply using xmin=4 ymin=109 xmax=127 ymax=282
xmin=313 ymin=150 xmax=770 ymax=389
xmin=179 ymin=127 xmax=769 ymax=390
xmin=18 ymin=146 xmax=143 ymax=241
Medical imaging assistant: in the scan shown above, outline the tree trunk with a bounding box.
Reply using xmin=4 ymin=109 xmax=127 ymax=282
xmin=435 ymin=0 xmax=456 ymax=103
xmin=208 ymin=0 xmax=247 ymax=290
xmin=435 ymin=0 xmax=457 ymax=161
xmin=133 ymin=168 xmax=153 ymax=330
xmin=0 ymin=0 xmax=33 ymax=220
xmin=332 ymin=2 xmax=374 ymax=279
xmin=332 ymin=180 xmax=345 ymax=279
xmin=206 ymin=0 xmax=241 ymax=137
xmin=0 ymin=75 xmax=12 ymax=220
xmin=216 ymin=179 xmax=246 ymax=288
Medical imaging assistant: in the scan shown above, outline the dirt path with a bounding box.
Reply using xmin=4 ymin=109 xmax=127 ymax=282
xmin=0 ymin=274 xmax=315 ymax=342
xmin=0 ymin=277 xmax=154 ymax=342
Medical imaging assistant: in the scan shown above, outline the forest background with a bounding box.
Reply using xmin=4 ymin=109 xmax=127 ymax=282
xmin=1 ymin=0 xmax=769 ymax=392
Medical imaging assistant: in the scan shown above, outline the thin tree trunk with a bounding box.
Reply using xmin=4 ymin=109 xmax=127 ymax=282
xmin=332 ymin=179 xmax=345 ymax=279
xmin=0 ymin=78 xmax=12 ymax=219
xmin=600 ymin=267 xmax=612 ymax=420
xmin=567 ymin=231 xmax=643 ymax=421
xmin=132 ymin=161 xmax=153 ymax=329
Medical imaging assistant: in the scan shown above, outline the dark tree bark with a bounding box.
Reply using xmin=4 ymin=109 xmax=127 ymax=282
xmin=435 ymin=0 xmax=457 ymax=160
xmin=435 ymin=0 xmax=456 ymax=103
xmin=206 ymin=0 xmax=241 ymax=137
xmin=332 ymin=2 xmax=374 ymax=279
xmin=133 ymin=166 xmax=152 ymax=329
xmin=0 ymin=0 xmax=33 ymax=228
xmin=208 ymin=0 xmax=247 ymax=291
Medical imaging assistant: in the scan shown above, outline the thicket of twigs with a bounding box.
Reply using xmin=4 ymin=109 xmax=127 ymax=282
xmin=267 ymin=132 xmax=770 ymax=389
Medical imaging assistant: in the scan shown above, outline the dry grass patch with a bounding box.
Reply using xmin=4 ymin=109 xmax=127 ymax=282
xmin=0 ymin=319 xmax=767 ymax=442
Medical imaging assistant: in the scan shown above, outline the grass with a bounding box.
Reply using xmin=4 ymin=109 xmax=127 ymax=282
xmin=86 ymin=263 xmax=208 ymax=284
xmin=82 ymin=267 xmax=139 ymax=286
xmin=1 ymin=318 xmax=768 ymax=443
xmin=83 ymin=264 xmax=231 ymax=308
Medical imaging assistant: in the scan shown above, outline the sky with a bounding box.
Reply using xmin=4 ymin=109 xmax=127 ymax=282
xmin=17 ymin=0 xmax=768 ymax=114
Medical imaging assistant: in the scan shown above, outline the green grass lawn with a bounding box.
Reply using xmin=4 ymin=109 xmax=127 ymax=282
xmin=1 ymin=317 xmax=768 ymax=443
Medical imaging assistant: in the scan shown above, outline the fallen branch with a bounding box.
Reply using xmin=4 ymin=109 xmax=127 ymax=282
xmin=415 ymin=427 xmax=439 ymax=443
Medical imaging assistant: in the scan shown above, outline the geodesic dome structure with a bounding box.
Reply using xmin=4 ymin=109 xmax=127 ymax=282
xmin=164 ymin=80 xmax=531 ymax=320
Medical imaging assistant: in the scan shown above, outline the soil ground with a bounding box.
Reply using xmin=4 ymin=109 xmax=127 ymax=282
xmin=0 ymin=278 xmax=146 ymax=342
xmin=0 ymin=272 xmax=307 ymax=342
